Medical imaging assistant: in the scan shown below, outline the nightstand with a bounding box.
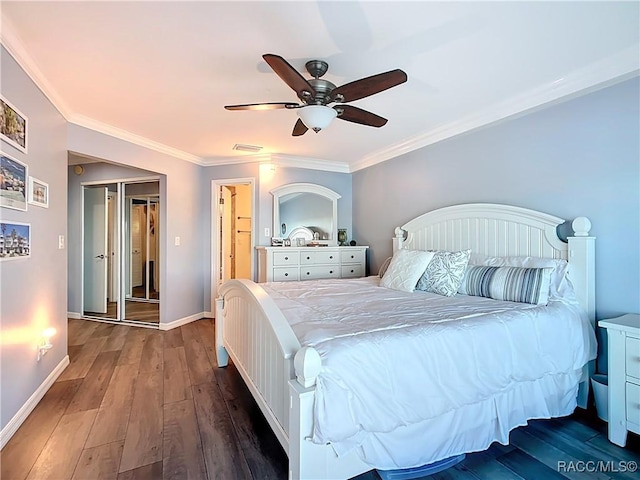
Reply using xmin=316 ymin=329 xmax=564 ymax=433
xmin=599 ymin=314 xmax=640 ymax=447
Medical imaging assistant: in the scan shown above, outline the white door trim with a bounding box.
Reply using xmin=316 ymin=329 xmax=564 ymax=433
xmin=211 ymin=177 xmax=256 ymax=315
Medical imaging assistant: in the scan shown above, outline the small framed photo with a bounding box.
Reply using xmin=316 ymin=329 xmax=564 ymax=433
xmin=0 ymin=221 xmax=31 ymax=261
xmin=1 ymin=96 xmax=27 ymax=153
xmin=1 ymin=151 xmax=28 ymax=211
xmin=28 ymin=177 xmax=49 ymax=208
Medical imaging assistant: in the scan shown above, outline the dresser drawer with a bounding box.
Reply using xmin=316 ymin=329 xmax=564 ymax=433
xmin=300 ymin=250 xmax=339 ymax=265
xmin=273 ymin=251 xmax=299 ymax=266
xmin=341 ymin=249 xmax=365 ymax=264
xmin=273 ymin=267 xmax=299 ymax=281
xmin=626 ymin=337 xmax=640 ymax=380
xmin=341 ymin=264 xmax=364 ymax=278
xmin=627 ymin=382 xmax=640 ymax=426
xmin=300 ymin=266 xmax=339 ymax=280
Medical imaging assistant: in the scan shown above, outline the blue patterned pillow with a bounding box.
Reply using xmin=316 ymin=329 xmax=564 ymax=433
xmin=458 ymin=265 xmax=553 ymax=305
xmin=415 ymin=250 xmax=471 ymax=296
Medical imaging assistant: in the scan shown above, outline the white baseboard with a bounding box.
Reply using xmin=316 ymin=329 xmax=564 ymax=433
xmin=67 ymin=311 xmax=82 ymax=319
xmin=159 ymin=312 xmax=206 ymax=331
xmin=204 ymin=311 xmax=214 ymax=319
xmin=0 ymin=355 xmax=70 ymax=449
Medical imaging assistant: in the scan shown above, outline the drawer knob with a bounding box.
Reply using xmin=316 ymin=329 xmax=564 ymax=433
xmin=329 ymin=255 xmax=333 ymax=259
xmin=350 ymin=269 xmax=354 ymax=273
xmin=306 ymin=256 xmax=310 ymax=260
xmin=351 ymin=255 xmax=354 ymax=259
xmin=330 ymin=270 xmax=333 ymax=274
xmin=285 ymin=256 xmax=289 ymax=260
xmin=284 ymin=273 xmax=288 ymax=277
xmin=306 ymin=272 xmax=310 ymax=275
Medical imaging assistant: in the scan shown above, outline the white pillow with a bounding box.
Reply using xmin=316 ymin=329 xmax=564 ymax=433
xmin=378 ymin=256 xmax=393 ymax=278
xmin=468 ymin=254 xmax=576 ymax=303
xmin=380 ymin=250 xmax=435 ymax=292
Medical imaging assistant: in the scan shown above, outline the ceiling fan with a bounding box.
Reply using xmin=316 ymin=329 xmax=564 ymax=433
xmin=224 ymin=54 xmax=407 ymax=136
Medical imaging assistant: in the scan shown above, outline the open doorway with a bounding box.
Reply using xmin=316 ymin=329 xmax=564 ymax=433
xmin=212 ymin=178 xmax=255 ymax=307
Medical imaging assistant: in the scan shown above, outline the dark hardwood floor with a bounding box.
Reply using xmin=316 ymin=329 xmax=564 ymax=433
xmin=1 ymin=318 xmax=638 ymax=480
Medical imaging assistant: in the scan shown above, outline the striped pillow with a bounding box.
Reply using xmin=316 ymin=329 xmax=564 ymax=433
xmin=458 ymin=265 xmax=553 ymax=305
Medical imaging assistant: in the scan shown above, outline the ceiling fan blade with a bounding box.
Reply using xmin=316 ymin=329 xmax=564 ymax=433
xmin=292 ymin=118 xmax=309 ymax=136
xmin=224 ymin=102 xmax=299 ymax=111
xmin=334 ymin=105 xmax=387 ymax=127
xmin=263 ymin=54 xmax=316 ymax=100
xmin=330 ymin=69 xmax=407 ymax=103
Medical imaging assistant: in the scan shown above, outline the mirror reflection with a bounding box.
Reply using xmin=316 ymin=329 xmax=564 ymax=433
xmin=124 ymin=182 xmax=160 ymax=323
xmin=279 ymin=193 xmax=333 ymax=240
xmin=272 ymin=183 xmax=341 ymax=246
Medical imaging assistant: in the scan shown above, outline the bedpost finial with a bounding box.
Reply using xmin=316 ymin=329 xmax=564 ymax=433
xmin=294 ymin=346 xmax=322 ymax=388
xmin=572 ymin=217 xmax=592 ymax=237
xmin=394 ymin=227 xmax=405 ymax=238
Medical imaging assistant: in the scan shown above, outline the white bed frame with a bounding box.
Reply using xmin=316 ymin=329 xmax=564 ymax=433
xmin=215 ymin=203 xmax=595 ymax=480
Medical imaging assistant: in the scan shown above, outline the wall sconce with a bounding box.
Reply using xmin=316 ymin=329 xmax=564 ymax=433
xmin=37 ymin=327 xmax=56 ymax=362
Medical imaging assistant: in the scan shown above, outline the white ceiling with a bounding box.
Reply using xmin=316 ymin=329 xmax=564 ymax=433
xmin=2 ymin=1 xmax=638 ymax=171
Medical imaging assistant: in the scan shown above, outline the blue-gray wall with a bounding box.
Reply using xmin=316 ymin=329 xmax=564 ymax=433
xmin=353 ymin=77 xmax=640 ymax=320
xmin=1 ymin=46 xmax=68 ymax=432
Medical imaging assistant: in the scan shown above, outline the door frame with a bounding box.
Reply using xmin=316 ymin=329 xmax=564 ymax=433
xmin=211 ymin=177 xmax=256 ymax=314
xmin=80 ymin=176 xmax=160 ymax=322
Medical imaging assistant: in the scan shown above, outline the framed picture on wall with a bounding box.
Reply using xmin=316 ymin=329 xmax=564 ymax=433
xmin=0 ymin=221 xmax=31 ymax=261
xmin=28 ymin=176 xmax=49 ymax=208
xmin=0 ymin=152 xmax=28 ymax=211
xmin=0 ymin=96 xmax=27 ymax=153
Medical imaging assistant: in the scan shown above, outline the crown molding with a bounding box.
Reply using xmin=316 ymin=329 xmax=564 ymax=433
xmin=351 ymin=46 xmax=640 ymax=172
xmin=202 ymin=153 xmax=351 ymax=173
xmin=69 ymin=115 xmax=206 ymax=165
xmin=0 ymin=16 xmax=72 ymax=119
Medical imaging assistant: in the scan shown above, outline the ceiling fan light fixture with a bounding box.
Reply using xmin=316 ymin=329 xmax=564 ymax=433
xmin=297 ymin=105 xmax=337 ymax=133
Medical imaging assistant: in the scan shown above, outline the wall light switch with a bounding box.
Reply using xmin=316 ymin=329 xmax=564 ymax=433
xmin=264 ymin=227 xmax=270 ymax=237
xmin=58 ymin=235 xmax=65 ymax=249
xmin=175 ymin=236 xmax=181 ymax=246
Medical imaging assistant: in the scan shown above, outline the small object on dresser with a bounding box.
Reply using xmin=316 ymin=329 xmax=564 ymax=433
xmin=350 ymin=240 xmax=357 ymax=246
xmin=338 ymin=229 xmax=347 ymax=246
xmin=271 ymin=237 xmax=283 ymax=247
xmin=283 ymin=238 xmax=291 ymax=247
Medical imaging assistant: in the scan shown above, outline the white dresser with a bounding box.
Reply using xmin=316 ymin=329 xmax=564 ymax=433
xmin=599 ymin=313 xmax=640 ymax=447
xmin=257 ymin=246 xmax=368 ymax=283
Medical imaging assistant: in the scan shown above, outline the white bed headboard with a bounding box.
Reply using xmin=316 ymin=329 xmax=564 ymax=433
xmin=393 ymin=203 xmax=595 ymax=322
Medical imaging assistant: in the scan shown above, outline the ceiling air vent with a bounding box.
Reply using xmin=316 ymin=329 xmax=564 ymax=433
xmin=233 ymin=144 xmax=263 ymax=153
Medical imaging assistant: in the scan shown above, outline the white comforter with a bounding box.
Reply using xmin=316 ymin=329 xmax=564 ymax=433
xmin=263 ymin=276 xmax=597 ymax=469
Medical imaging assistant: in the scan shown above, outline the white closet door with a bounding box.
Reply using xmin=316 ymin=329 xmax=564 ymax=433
xmin=83 ymin=187 xmax=108 ymax=313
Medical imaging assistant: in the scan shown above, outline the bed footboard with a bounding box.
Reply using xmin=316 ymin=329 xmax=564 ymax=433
xmin=216 ymin=279 xmax=301 ymax=449
xmin=217 ymin=280 xmax=372 ymax=480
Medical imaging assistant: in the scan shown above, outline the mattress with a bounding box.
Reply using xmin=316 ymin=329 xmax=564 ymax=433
xmin=262 ymin=276 xmax=597 ymax=469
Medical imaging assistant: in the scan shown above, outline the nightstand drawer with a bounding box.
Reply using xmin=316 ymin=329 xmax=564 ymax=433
xmin=273 ymin=267 xmax=298 ymax=281
xmin=627 ymin=382 xmax=640 ymax=426
xmin=273 ymin=251 xmax=299 ymax=266
xmin=341 ymin=249 xmax=365 ymax=264
xmin=300 ymin=266 xmax=339 ymax=280
xmin=341 ymin=264 xmax=364 ymax=278
xmin=626 ymin=337 xmax=640 ymax=380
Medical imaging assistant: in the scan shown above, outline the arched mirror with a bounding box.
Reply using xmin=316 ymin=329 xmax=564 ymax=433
xmin=272 ymin=183 xmax=341 ymax=245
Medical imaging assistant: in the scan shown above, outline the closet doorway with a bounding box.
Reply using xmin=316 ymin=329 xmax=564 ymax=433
xmin=212 ymin=178 xmax=255 ymax=305
xmin=82 ymin=180 xmax=160 ymax=324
